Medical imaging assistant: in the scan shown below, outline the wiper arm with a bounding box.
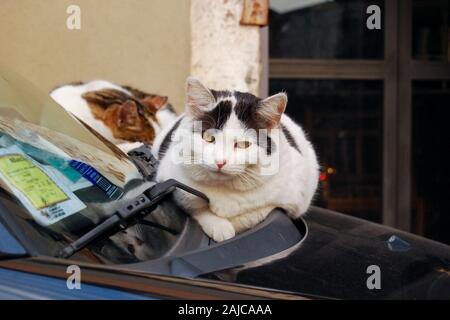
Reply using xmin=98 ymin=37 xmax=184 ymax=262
xmin=56 ymin=179 xmax=208 ymax=259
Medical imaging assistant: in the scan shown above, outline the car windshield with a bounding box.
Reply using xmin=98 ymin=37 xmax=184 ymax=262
xmin=0 ymin=66 xmax=184 ymax=264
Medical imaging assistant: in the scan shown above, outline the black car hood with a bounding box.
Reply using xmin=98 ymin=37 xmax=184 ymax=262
xmin=219 ymin=207 xmax=450 ymax=299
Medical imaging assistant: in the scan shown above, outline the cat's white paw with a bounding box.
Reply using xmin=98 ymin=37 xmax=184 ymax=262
xmin=198 ymin=215 xmax=236 ymax=242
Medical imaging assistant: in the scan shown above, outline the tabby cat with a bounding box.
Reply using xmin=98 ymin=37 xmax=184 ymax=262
xmin=50 ymin=80 xmax=176 ymax=152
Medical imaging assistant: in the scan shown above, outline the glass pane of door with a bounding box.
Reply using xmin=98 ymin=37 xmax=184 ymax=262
xmin=412 ymin=80 xmax=450 ymax=244
xmin=412 ymin=0 xmax=450 ymax=61
xmin=269 ymin=0 xmax=385 ymax=59
xmin=270 ymin=79 xmax=383 ymax=222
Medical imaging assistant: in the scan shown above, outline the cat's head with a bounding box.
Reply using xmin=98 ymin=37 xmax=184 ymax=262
xmin=179 ymin=77 xmax=287 ymax=185
xmin=82 ymin=88 xmax=168 ymax=143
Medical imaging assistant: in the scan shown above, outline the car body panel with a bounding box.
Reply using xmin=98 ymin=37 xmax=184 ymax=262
xmin=228 ymin=207 xmax=450 ymax=299
xmin=0 ymin=267 xmax=152 ymax=300
xmin=0 ymin=256 xmax=305 ymax=299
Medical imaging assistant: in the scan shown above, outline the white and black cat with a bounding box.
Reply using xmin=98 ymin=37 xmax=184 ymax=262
xmin=50 ymin=80 xmax=177 ymax=153
xmin=152 ymin=77 xmax=319 ymax=242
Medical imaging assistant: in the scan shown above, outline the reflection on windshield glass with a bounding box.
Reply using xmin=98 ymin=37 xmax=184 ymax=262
xmin=0 ymin=64 xmax=141 ymax=186
xmin=0 ymin=66 xmax=185 ymax=264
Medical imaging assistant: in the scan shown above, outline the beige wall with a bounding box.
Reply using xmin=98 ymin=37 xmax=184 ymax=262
xmin=0 ymin=0 xmax=191 ymax=112
xmin=191 ymin=0 xmax=264 ymax=96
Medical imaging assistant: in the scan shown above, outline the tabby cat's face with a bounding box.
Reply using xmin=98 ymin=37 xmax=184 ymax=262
xmin=82 ymin=88 xmax=168 ymax=143
xmin=180 ymin=78 xmax=287 ymax=183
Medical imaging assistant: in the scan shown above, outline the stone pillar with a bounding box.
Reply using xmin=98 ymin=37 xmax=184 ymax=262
xmin=190 ymin=0 xmax=264 ymax=96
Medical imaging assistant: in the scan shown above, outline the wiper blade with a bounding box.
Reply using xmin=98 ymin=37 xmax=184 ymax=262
xmin=56 ymin=179 xmax=208 ymax=259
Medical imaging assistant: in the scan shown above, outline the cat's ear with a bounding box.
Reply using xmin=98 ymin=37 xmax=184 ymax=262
xmin=121 ymin=85 xmax=168 ymax=111
xmin=185 ymin=77 xmax=216 ymax=117
xmin=140 ymin=95 xmax=168 ymax=112
xmin=258 ymin=92 xmax=287 ymax=129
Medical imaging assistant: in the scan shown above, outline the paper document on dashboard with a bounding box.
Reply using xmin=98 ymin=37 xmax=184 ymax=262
xmin=0 ymin=145 xmax=86 ymax=226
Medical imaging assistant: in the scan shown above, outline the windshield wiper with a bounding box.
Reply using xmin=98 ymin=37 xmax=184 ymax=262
xmin=56 ymin=179 xmax=208 ymax=259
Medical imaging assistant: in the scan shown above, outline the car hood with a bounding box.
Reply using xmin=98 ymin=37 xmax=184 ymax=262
xmin=221 ymin=207 xmax=450 ymax=299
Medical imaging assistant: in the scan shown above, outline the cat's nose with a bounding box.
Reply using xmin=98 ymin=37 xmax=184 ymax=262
xmin=216 ymin=161 xmax=227 ymax=169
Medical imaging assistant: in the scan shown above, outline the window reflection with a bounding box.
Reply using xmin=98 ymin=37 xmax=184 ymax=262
xmin=412 ymin=80 xmax=450 ymax=244
xmin=270 ymin=79 xmax=383 ymax=222
xmin=269 ymin=0 xmax=385 ymax=59
xmin=412 ymin=0 xmax=450 ymax=62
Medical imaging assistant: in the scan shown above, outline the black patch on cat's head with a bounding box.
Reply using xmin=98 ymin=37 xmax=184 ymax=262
xmin=233 ymin=92 xmax=278 ymax=155
xmin=233 ymin=91 xmax=264 ymax=130
xmin=189 ymin=89 xmax=280 ymax=155
xmin=195 ymin=100 xmax=233 ymax=131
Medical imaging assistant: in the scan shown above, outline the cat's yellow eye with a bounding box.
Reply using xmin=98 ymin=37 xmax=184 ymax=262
xmin=202 ymin=131 xmax=215 ymax=143
xmin=235 ymin=141 xmax=251 ymax=149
